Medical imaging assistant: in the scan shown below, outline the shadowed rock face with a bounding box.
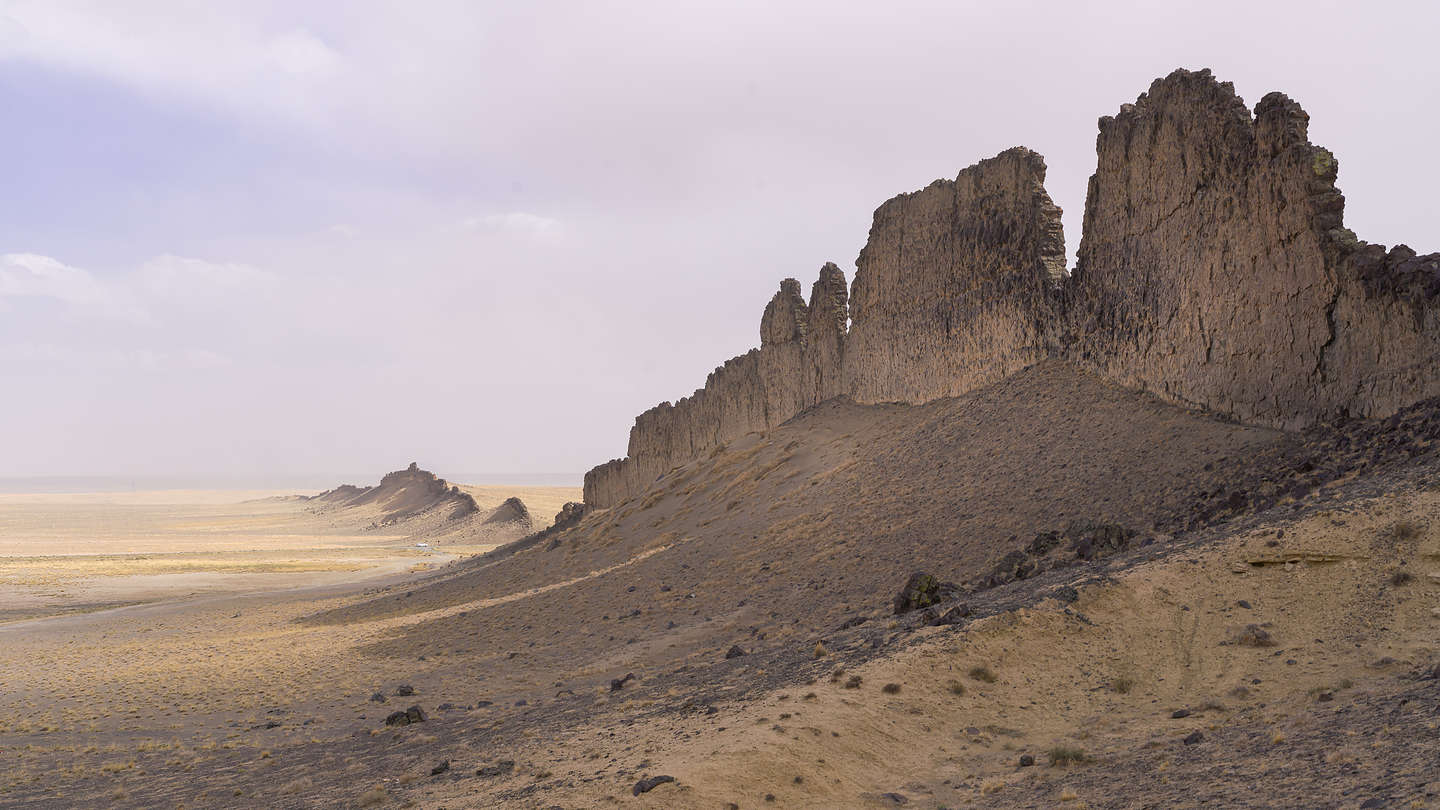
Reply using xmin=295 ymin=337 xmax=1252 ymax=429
xmin=584 ymin=67 xmax=1440 ymax=508
xmin=844 ymin=146 xmax=1066 ymax=405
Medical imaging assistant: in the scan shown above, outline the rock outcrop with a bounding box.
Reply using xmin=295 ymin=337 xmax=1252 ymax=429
xmin=1067 ymin=70 xmax=1440 ymax=428
xmin=584 ymin=268 xmax=863 ymax=507
xmin=312 ymin=462 xmax=479 ymax=522
xmin=483 ymin=496 xmax=533 ymax=528
xmin=843 ymin=147 xmax=1066 ymax=404
xmin=584 ymin=68 xmax=1439 ymax=508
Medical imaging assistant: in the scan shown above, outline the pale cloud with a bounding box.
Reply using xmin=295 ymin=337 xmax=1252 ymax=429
xmin=462 ymin=212 xmax=562 ymax=238
xmin=136 ymin=254 xmax=276 ymax=300
xmin=0 ymin=251 xmax=277 ymax=326
xmin=4 ymin=342 xmax=231 ymax=372
xmin=0 ymin=252 xmax=149 ymax=323
xmin=0 ymin=2 xmax=346 ymax=126
xmin=265 ymin=28 xmax=341 ymax=77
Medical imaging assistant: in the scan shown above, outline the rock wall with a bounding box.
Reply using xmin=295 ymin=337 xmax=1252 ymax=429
xmin=584 ymin=267 xmax=856 ymax=507
xmin=1066 ymin=69 xmax=1440 ymax=428
xmin=843 ymin=147 xmax=1066 ymax=404
xmin=584 ymin=68 xmax=1440 ymax=508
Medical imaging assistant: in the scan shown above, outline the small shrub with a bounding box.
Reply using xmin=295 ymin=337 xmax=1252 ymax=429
xmin=881 ymin=683 xmax=901 ymax=695
xmin=1391 ymin=521 xmax=1421 ymax=541
xmin=1390 ymin=570 xmax=1414 ymax=586
xmin=946 ymin=680 xmax=966 ymax=696
xmin=357 ymin=788 xmax=388 ymax=806
xmin=1047 ymin=746 xmax=1089 ymax=767
xmin=843 ymin=675 xmax=863 ymax=689
xmin=813 ymin=642 xmax=828 ymax=658
xmin=969 ymin=666 xmax=998 ymax=683
xmin=1232 ymin=624 xmax=1277 ymax=648
xmin=1111 ymin=676 xmax=1135 ymax=694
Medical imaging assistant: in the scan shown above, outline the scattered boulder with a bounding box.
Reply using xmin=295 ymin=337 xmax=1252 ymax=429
xmin=384 ymin=705 xmax=426 ymax=727
xmin=1171 ymin=709 xmax=1192 ymax=719
xmin=610 ymin=673 xmax=636 ymax=691
xmin=369 ymin=692 xmax=387 ymax=703
xmin=395 ymin=684 xmax=415 ymax=697
xmin=1067 ymin=521 xmax=1135 ymax=561
xmin=1018 ymin=754 xmax=1035 ymax=767
xmin=938 ymin=603 xmax=972 ymax=625
xmin=984 ymin=550 xmax=1034 ymax=587
xmin=476 ymin=760 xmax=515 ymax=778
xmin=892 ymin=572 xmax=961 ymax=614
xmin=1229 ymin=624 xmax=1278 ymax=648
xmin=725 ymin=645 xmax=748 ymax=659
xmin=431 ymin=760 xmax=450 ymax=776
xmin=632 ymin=775 xmax=676 ymax=796
xmin=1183 ymin=731 xmax=1204 ymax=745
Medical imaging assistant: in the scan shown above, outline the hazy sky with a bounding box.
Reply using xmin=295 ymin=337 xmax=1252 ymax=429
xmin=0 ymin=0 xmax=1435 ymax=484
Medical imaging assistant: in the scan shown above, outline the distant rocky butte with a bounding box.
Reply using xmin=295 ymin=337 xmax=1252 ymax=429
xmin=313 ymin=462 xmax=480 ymax=522
xmin=584 ymin=68 xmax=1440 ymax=508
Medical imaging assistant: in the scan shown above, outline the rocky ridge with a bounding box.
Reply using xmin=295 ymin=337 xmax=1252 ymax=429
xmin=585 ymin=68 xmax=1440 ymax=508
xmin=311 ymin=462 xmax=480 ymax=524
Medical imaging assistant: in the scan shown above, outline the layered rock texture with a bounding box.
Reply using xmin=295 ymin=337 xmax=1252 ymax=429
xmin=584 ymin=68 xmax=1440 ymax=508
xmin=1067 ymin=71 xmax=1440 ymax=428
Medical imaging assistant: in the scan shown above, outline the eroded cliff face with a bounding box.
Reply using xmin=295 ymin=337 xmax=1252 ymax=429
xmin=844 ymin=147 xmax=1066 ymax=404
xmin=1066 ymin=70 xmax=1440 ymax=428
xmin=584 ymin=68 xmax=1439 ymax=508
xmin=584 ymin=273 xmax=852 ymax=508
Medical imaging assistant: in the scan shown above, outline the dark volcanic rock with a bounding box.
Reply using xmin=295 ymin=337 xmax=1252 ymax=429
xmin=476 ymin=760 xmax=516 ymax=778
xmin=892 ymin=572 xmax=961 ymax=614
xmin=632 ymin=775 xmax=676 ymax=796
xmin=384 ymin=705 xmax=427 ymax=727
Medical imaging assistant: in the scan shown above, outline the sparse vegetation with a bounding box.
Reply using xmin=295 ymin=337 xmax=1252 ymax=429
xmin=881 ymin=683 xmax=901 ymax=694
xmin=969 ymin=666 xmax=998 ymax=683
xmin=1390 ymin=521 xmax=1422 ymax=541
xmin=1111 ymin=676 xmax=1135 ymax=694
xmin=1047 ymin=746 xmax=1089 ymax=767
xmin=946 ymin=680 xmax=966 ymax=697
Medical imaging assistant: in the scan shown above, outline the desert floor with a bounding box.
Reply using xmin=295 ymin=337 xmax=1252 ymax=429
xmin=3 ymin=366 xmax=1440 ymax=809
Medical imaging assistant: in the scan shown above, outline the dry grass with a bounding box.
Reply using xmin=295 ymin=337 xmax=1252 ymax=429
xmin=1048 ymin=746 xmax=1089 ymax=767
